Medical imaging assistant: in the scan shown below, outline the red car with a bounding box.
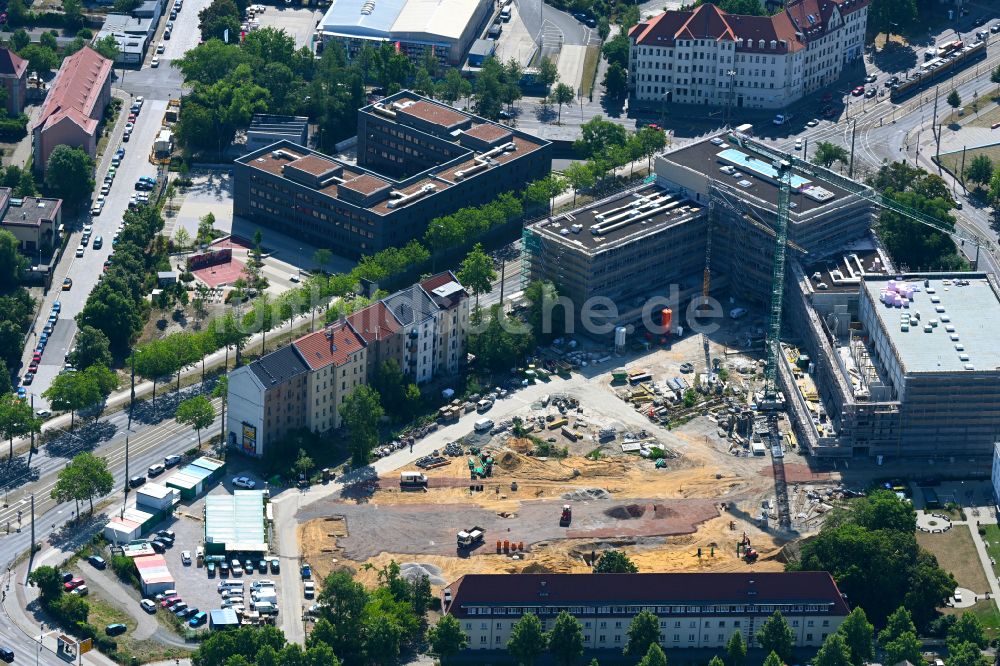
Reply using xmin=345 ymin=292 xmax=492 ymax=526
xmin=851 ymin=86 xmax=864 ymax=96
xmin=31 ymin=353 xmax=41 ymax=363
xmin=128 ymin=113 xmax=137 ymax=122
xmin=28 ymin=359 xmax=38 ymax=371
xmin=63 ymin=577 xmax=84 ymax=591
xmin=161 ymin=597 xmax=180 ymax=608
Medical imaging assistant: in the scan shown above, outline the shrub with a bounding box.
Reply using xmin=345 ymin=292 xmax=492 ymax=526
xmin=109 ymin=555 xmax=138 ymax=588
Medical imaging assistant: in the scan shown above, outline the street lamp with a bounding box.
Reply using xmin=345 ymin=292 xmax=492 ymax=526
xmin=36 ymin=622 xmax=45 ymax=666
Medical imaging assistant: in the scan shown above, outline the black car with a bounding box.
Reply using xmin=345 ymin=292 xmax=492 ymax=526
xmin=105 ymin=623 xmax=127 ymax=637
xmin=157 ymin=529 xmax=176 ymax=540
xmin=0 ymin=647 xmax=13 ymax=663
xmin=129 ymin=475 xmax=146 ymax=488
xmin=88 ymin=555 xmax=107 ymax=569
xmin=150 ymin=540 xmax=167 ymax=553
xmin=60 ymin=571 xmax=74 ymax=583
xmin=973 ymin=16 xmax=986 ymax=27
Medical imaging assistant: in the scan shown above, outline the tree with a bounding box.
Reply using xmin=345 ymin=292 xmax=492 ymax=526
xmin=575 ymin=116 xmax=628 ymax=159
xmin=948 ymin=641 xmax=985 ymax=666
xmin=726 ymin=629 xmax=747 ymax=666
xmin=602 ymin=34 xmax=629 ymax=69
xmin=882 ymin=629 xmax=922 ymax=666
xmin=44 ymin=145 xmax=94 ymax=210
xmin=43 ymin=370 xmax=100 ymax=427
xmin=814 ymin=141 xmax=850 ymax=168
xmin=603 ymin=63 xmax=628 ymax=100
xmin=0 ymin=392 xmax=39 ymax=459
xmin=27 ymin=565 xmax=63 ymax=603
xmin=564 ymin=161 xmax=596 ymax=204
xmin=508 ymin=613 xmax=547 ymax=666
xmin=815 ymin=632 xmax=852 ymax=666
xmin=339 ymin=385 xmax=383 ymax=466
xmin=467 ymin=305 xmax=533 ymax=372
xmin=594 ymin=549 xmax=638 ymax=573
xmin=70 ymin=325 xmax=112 ymax=371
xmin=757 ymin=611 xmax=794 ymax=662
xmin=133 ymin=338 xmax=180 ymax=402
xmin=427 ymin=615 xmax=467 ymax=665
xmin=176 ymin=395 xmax=215 ymax=447
xmin=551 ymin=83 xmax=575 ymax=124
xmin=624 ymin=610 xmax=660 ymax=657
xmin=10 ymin=29 xmax=30 ymax=52
xmin=52 ymin=452 xmax=114 ymax=514
xmin=948 ymin=613 xmax=987 ymax=652
xmin=19 ymin=45 xmax=58 ymax=73
xmin=548 ymin=611 xmax=584 ymax=666
xmin=313 ymin=248 xmax=333 ymax=273
xmin=0 ymin=230 xmax=26 ymax=289
xmin=457 ymin=243 xmax=496 ymax=308
xmin=199 ymin=0 xmax=241 ymax=41
xmin=538 ymin=56 xmax=559 ymax=91
xmin=868 ymin=0 xmax=915 ymax=40
xmin=709 ymin=657 xmax=725 ymax=666
xmin=964 ymin=154 xmax=993 ymax=188
xmin=91 ymin=35 xmax=120 ymax=61
xmin=62 ymin=0 xmax=85 ymax=33
xmin=837 ymin=607 xmax=873 ymax=666
xmin=637 ymin=643 xmax=668 ymax=666
xmin=762 ymin=651 xmax=784 ymax=666
xmin=292 ymin=448 xmax=314 ymax=479
xmin=947 ymin=89 xmax=961 ymax=110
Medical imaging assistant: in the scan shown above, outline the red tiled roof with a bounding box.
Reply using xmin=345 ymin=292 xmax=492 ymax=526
xmin=0 ymin=48 xmax=27 ymax=79
xmin=420 ymin=271 xmax=458 ymax=293
xmin=33 ymin=47 xmax=111 ymax=134
xmin=464 ymin=123 xmax=513 ymax=143
xmin=398 ymin=100 xmax=468 ymax=128
xmin=630 ymin=1 xmax=806 ymax=52
xmin=445 ymin=572 xmax=852 ymax=618
xmin=346 ymin=302 xmax=402 ymax=344
xmin=676 ymin=3 xmax=735 ymax=41
xmin=292 ymin=322 xmax=365 ymax=370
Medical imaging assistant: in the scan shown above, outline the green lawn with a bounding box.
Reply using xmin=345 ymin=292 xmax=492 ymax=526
xmin=84 ymin=587 xmax=190 ymax=664
xmin=942 ymin=599 xmax=1000 ymax=639
xmin=937 ymin=144 xmax=1000 ymax=182
xmin=916 ymin=527 xmax=990 ymax=594
xmin=981 ymin=524 xmax=1000 ymax=577
xmin=580 ymin=45 xmax=601 ymax=99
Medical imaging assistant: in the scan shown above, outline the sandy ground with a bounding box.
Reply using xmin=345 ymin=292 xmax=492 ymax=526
xmin=298 ymin=336 xmax=842 ymax=591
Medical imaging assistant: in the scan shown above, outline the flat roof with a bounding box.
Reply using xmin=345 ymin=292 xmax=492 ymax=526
xmin=659 ymin=134 xmax=852 ymax=214
xmin=136 ymin=482 xmax=174 ymax=500
xmin=0 ymin=194 xmax=60 ymax=227
xmin=204 ymin=490 xmax=266 ymax=551
xmin=864 ymin=273 xmax=1000 ymax=374
xmin=804 ymin=247 xmax=888 ymax=294
xmin=134 ymin=554 xmax=174 ymax=585
xmin=391 ymin=0 xmax=488 ymax=40
xmin=319 ymin=0 xmax=406 ymax=38
xmin=529 ymin=184 xmax=703 ymax=253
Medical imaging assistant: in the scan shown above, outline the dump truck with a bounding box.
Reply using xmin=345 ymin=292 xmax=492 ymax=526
xmin=560 ymin=505 xmax=572 ymax=526
xmin=457 ymin=526 xmax=485 ymax=550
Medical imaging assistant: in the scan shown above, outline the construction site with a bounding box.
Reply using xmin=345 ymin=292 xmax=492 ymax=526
xmin=525 ymin=128 xmax=1000 ymax=462
xmin=297 ymin=331 xmax=851 ymax=591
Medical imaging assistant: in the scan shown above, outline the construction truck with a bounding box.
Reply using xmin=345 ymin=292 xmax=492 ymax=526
xmin=560 ymin=505 xmax=572 ymax=526
xmin=457 ymin=526 xmax=485 ymax=550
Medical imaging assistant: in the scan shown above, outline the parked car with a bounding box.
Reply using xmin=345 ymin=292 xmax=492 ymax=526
xmin=181 ymin=550 xmax=191 ymax=565
xmin=71 ymin=585 xmax=88 ymax=596
xmin=64 ymin=577 xmax=85 ymax=591
xmin=189 ymin=611 xmax=208 ymax=627
xmin=88 ymin=555 xmax=106 ymax=569
xmin=304 ymin=582 xmax=315 ymax=598
xmin=164 ymin=454 xmax=181 ymax=467
xmin=63 ymin=277 xmax=73 ymax=290
xmin=0 ymin=646 xmax=13 ymax=663
xmin=129 ymin=475 xmax=146 ymax=488
xmin=140 ymin=599 xmax=156 ymax=613
xmin=232 ymin=476 xmax=255 ymax=489
xmin=105 ymin=623 xmax=127 ymax=636
xmin=851 ymin=86 xmax=864 ymax=96
xmin=148 ymin=463 xmax=165 ymax=477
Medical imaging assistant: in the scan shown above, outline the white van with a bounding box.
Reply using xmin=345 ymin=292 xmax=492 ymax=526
xmin=476 ymin=399 xmax=493 ymax=412
xmin=253 ymin=601 xmax=278 ymax=615
xmin=474 ymin=418 xmax=494 ymax=433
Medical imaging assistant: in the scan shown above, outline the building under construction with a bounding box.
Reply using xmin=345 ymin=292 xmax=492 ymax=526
xmin=524 ymin=130 xmax=1000 ymax=459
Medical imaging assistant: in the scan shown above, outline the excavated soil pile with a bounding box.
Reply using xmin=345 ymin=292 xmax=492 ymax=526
xmin=653 ymin=504 xmax=678 ymax=519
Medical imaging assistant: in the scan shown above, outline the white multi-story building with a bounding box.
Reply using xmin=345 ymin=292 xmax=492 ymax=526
xmin=444 ymin=572 xmax=851 ymax=653
xmin=628 ymin=0 xmax=868 ymax=110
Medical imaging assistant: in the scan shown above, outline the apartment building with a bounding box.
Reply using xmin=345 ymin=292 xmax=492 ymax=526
xmin=628 ymin=0 xmax=868 ymax=110
xmin=233 ymin=90 xmax=550 ymax=257
xmin=444 ymin=572 xmax=850 ymax=652
xmin=294 ymin=322 xmax=368 ymax=432
xmin=226 ymin=272 xmax=468 ymax=455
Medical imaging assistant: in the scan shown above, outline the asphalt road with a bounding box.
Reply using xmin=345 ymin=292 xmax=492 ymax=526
xmin=515 ymin=0 xmax=591 ymax=49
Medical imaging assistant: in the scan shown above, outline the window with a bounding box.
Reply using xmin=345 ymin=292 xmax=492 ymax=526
xmin=480 ymin=636 xmax=487 ymax=643
xmin=807 ymin=633 xmax=813 ymax=641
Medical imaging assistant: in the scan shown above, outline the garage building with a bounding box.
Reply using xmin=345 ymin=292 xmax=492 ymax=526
xmin=165 ymin=456 xmax=226 ymax=501
xmin=134 ymin=554 xmax=175 ymax=596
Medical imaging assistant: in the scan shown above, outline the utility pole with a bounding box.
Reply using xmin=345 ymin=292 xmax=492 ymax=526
xmin=498 ymin=258 xmax=506 ymax=305
xmin=29 ymin=394 xmax=34 ymax=452
xmin=848 ymin=119 xmax=857 ymax=177
xmin=960 ymin=145 xmax=967 ymax=193
xmin=123 ymin=436 xmax=129 ymax=513
xmin=803 ymin=138 xmax=808 ymax=161
xmin=932 ymin=85 xmax=939 ymax=141
xmin=128 ymin=348 xmax=136 ymax=431
xmin=29 ymin=493 xmax=34 ymax=562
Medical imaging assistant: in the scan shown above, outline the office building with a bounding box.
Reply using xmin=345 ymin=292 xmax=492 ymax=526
xmin=628 ymin=0 xmax=868 ymax=110
xmin=247 ymin=114 xmax=309 ymax=152
xmin=317 ymin=0 xmax=492 ymax=65
xmin=443 ymin=572 xmax=849 ymax=652
xmin=233 ymin=90 xmax=550 ymax=257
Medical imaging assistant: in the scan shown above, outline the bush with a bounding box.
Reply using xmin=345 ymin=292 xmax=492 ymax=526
xmin=109 ymin=555 xmax=138 ymax=588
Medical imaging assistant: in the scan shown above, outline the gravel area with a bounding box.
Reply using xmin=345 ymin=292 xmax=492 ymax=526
xmin=298 ymin=496 xmax=720 ymax=560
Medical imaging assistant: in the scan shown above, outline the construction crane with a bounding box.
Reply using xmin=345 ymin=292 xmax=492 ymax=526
xmin=763 ymin=159 xmax=792 ymax=405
